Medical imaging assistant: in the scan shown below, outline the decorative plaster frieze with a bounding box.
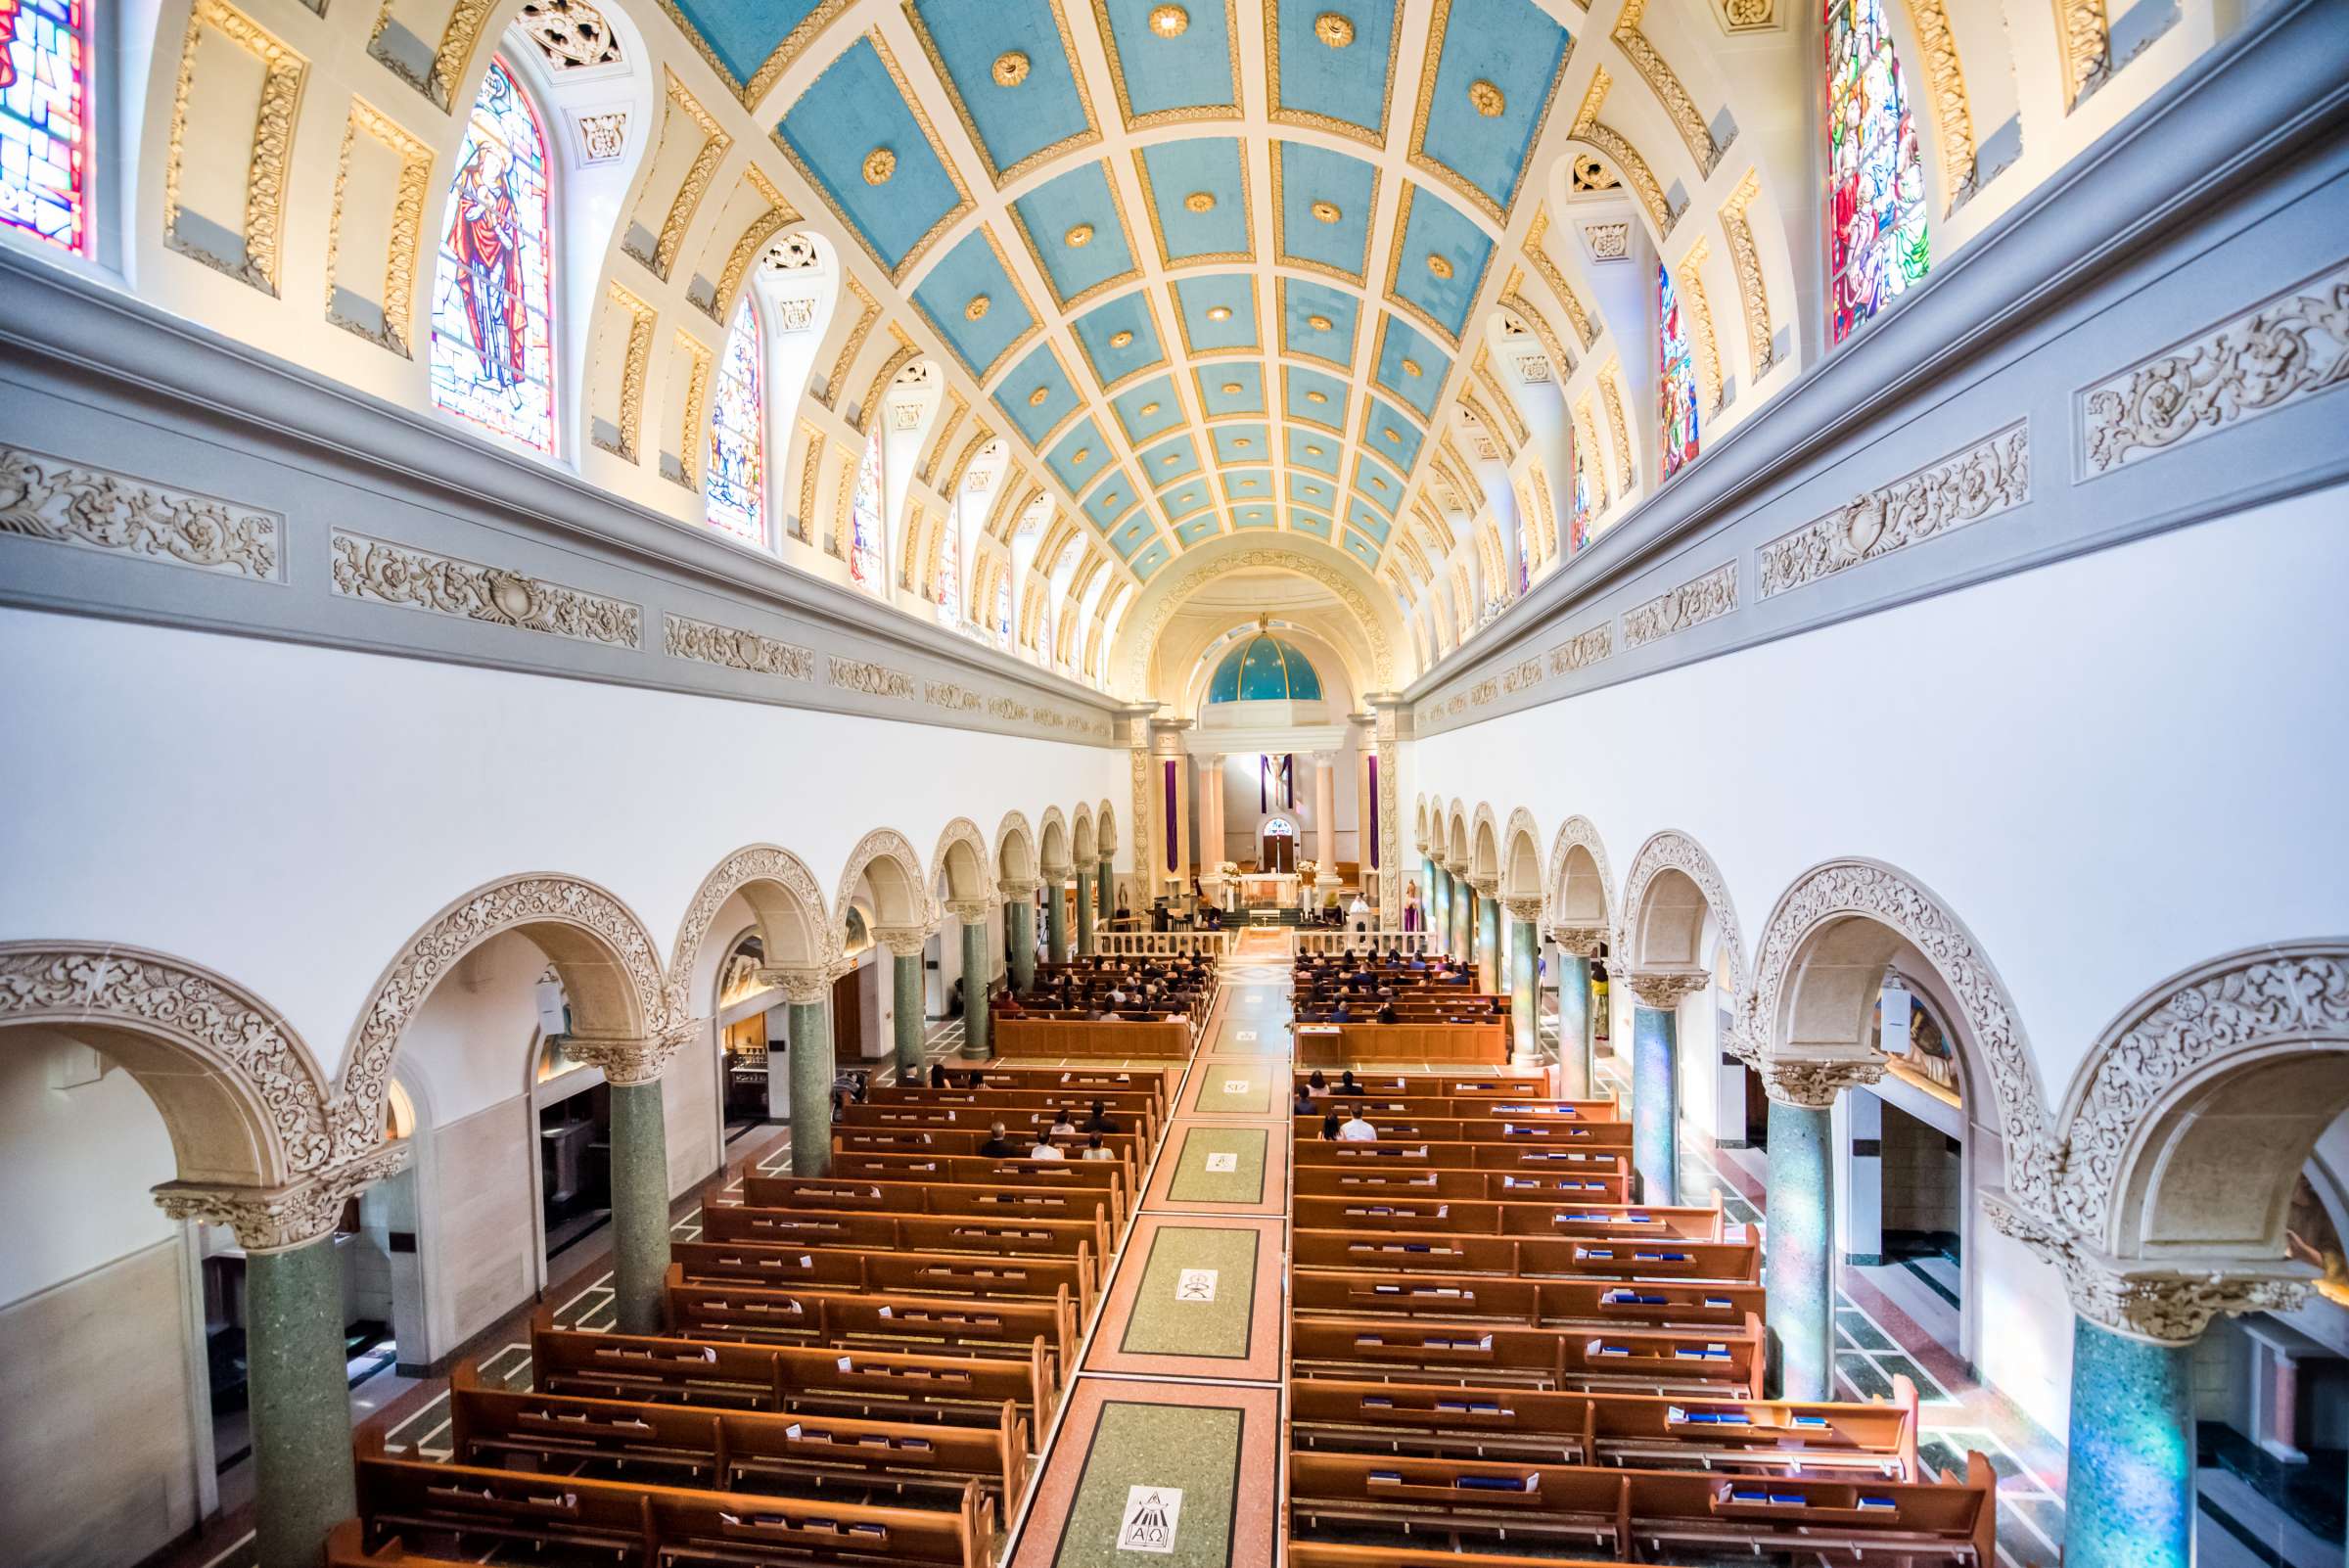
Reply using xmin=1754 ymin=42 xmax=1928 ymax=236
xmin=1582 ymin=221 xmax=1631 ymax=262
xmin=924 ymin=678 xmax=986 ymax=713
xmin=330 ymin=530 xmax=641 ymax=648
xmin=2079 ymin=266 xmax=2349 ymax=476
xmin=1569 ymin=69 xmax=1678 ymax=239
xmin=1613 ymin=0 xmax=1727 ymax=177
xmin=988 ymin=696 xmax=1032 ymax=723
xmin=1622 ymin=561 xmax=1736 ymax=648
xmin=0 ymin=447 xmax=284 ymax=581
xmin=1757 ymin=422 xmax=2029 ymax=598
xmin=827 ymin=655 xmax=916 ymax=700
xmin=1546 ymin=623 xmax=1612 ymax=676
xmin=1498 ymin=656 xmax=1543 ymax=695
xmin=664 ymin=612 xmax=814 ymax=680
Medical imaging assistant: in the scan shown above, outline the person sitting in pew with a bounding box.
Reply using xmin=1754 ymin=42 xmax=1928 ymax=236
xmin=1330 ymin=998 xmax=1353 ymax=1023
xmin=1406 ymin=951 xmax=1428 ymax=971
xmin=1079 ymin=1131 xmax=1115 ymax=1161
xmin=1028 ymin=1129 xmax=1065 ymax=1160
xmin=1335 ymin=1070 xmax=1364 ymax=1096
xmin=1294 ymin=1084 xmax=1316 ymax=1115
xmin=1082 ymin=1100 xmax=1121 ymax=1133
xmin=977 ymin=1121 xmax=1021 ymax=1158
xmin=966 ymin=1071 xmax=988 ymax=1089
xmin=1306 ymin=1069 xmax=1330 ymax=1097
xmin=1048 ymin=1111 xmax=1078 ymax=1138
xmin=997 ymin=992 xmax=1025 ymax=1017
xmin=929 ymin=1062 xmax=950 ymax=1087
xmin=1374 ymin=998 xmax=1398 ymax=1024
xmin=1337 ymin=1109 xmax=1378 ymax=1142
xmin=1319 ymin=1110 xmax=1343 ymax=1141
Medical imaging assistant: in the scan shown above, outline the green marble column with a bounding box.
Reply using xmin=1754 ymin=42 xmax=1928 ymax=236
xmin=1097 ymin=857 xmax=1114 ymax=922
xmin=607 ymin=1078 xmax=670 ymax=1335
xmin=960 ymin=916 xmax=991 ymax=1059
xmin=1554 ymin=951 xmax=1594 ymax=1098
xmin=1454 ymin=879 xmax=1476 ymax=968
xmin=788 ymin=995 xmax=833 ymax=1176
xmin=893 ymin=946 xmax=925 ymax=1078
xmin=1075 ymin=866 xmax=1095 ymax=956
xmin=1431 ymin=865 xmax=1452 ymax=954
xmin=1477 ymin=890 xmax=1501 ymax=992
xmin=1507 ymin=912 xmax=1540 ymax=1065
xmin=246 ymin=1231 xmax=359 ymax=1568
xmin=1764 ymin=1091 xmax=1835 ymax=1401
xmin=1045 ymin=876 xmax=1070 ymax=965
xmin=1419 ymin=855 xmax=1436 ymax=936
xmin=2066 ymin=1319 xmax=2197 ymax=1568
xmin=1630 ymin=991 xmax=1682 ymax=1205
xmin=1006 ymin=892 xmax=1036 ymax=995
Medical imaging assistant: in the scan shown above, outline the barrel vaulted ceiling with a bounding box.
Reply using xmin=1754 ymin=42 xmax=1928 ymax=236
xmin=74 ymin=0 xmax=2216 ymax=694
xmin=734 ymin=0 xmax=1576 ymax=594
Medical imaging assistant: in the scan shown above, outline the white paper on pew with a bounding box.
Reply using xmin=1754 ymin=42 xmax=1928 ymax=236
xmin=880 ymin=1306 xmax=893 ymax=1317
xmin=837 ymin=1356 xmax=852 ymax=1370
xmin=787 ymin=1423 xmax=803 ymax=1438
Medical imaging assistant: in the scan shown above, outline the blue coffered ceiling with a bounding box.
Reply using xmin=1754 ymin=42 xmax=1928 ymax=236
xmin=685 ymin=0 xmax=1584 ymax=600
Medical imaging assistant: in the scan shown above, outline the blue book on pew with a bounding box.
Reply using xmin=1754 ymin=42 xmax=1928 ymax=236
xmin=1457 ymin=1473 xmax=1539 ymax=1492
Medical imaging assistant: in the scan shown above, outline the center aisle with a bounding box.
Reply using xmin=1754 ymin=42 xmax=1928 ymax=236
xmin=1005 ymin=927 xmax=1296 ymax=1567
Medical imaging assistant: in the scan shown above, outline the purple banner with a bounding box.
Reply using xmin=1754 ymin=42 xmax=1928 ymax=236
xmin=1163 ymin=760 xmax=1177 ymax=872
xmin=1368 ymin=758 xmax=1380 ymax=868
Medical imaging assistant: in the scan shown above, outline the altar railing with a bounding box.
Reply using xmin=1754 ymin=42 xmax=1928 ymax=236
xmin=1296 ymin=928 xmax=1434 ymax=956
xmin=1096 ymin=931 xmax=1240 ymax=958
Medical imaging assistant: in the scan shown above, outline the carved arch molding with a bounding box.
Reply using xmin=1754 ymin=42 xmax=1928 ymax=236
xmin=1120 ymin=548 xmax=1396 ymax=696
xmin=1543 ymin=814 xmax=1616 ymax=936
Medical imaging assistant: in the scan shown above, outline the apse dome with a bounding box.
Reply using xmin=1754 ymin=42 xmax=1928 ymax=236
xmin=1206 ymin=628 xmax=1323 ymax=704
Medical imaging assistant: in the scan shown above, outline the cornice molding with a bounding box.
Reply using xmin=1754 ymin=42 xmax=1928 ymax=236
xmin=1405 ymin=0 xmax=2349 ymax=726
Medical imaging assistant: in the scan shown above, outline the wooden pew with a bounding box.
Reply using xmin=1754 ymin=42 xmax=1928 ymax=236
xmin=528 ymin=1312 xmax=1055 ymax=1433
xmin=890 ymin=1064 xmax=1174 ymax=1115
xmin=1286 ymin=1376 xmax=1921 ymax=1480
xmin=992 ymin=1015 xmax=1194 ymax=1059
xmin=723 ymin=1174 xmax=1118 ymax=1258
xmin=702 ymin=1192 xmax=1111 ymax=1280
xmin=1295 ymin=1096 xmax=1620 ymax=1122
xmin=1292 ymin=1165 xmax=1631 ymax=1204
xmin=818 ymin=1151 xmax=1132 ymax=1228
xmin=840 ymin=1095 xmax=1160 ymax=1144
xmin=1295 ymin=1022 xmax=1507 ymax=1064
xmin=352 ymin=1437 xmax=992 ymax=1568
xmin=1291 ymin=1115 xmax=1632 ymax=1146
xmin=1289 ymin=1546 xmax=1616 ymax=1568
xmin=829 ymin=1125 xmax=1141 ymax=1191
xmin=1293 ymin=1194 xmax=1724 ymax=1239
xmin=673 ymin=1237 xmax=1097 ymax=1322
xmin=664 ymin=1266 xmax=1079 ymax=1374
xmin=1286 ymin=1451 xmax=1998 ymax=1566
xmin=1291 ymin=1269 xmax=1766 ymax=1331
xmin=1293 ymin=1129 xmax=1637 ymax=1165
xmin=1291 ymin=1070 xmax=1549 ymax=1097
xmin=441 ymin=1360 xmax=1030 ymax=1501
xmin=1289 ymin=1313 xmax=1765 ymax=1397
xmin=1292 ymin=1228 xmax=1762 ymax=1284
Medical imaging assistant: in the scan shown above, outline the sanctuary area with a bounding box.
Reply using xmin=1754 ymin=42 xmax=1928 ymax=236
xmin=1 ymin=2 xmax=2343 ymax=1567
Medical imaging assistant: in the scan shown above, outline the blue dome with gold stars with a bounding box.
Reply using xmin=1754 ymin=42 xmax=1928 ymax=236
xmin=1206 ymin=629 xmax=1322 ymax=703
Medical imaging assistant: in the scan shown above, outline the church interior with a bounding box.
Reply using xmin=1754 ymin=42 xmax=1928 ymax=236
xmin=1 ymin=0 xmax=2344 ymax=1566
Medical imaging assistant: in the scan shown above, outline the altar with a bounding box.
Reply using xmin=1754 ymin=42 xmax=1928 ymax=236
xmin=1237 ymin=871 xmax=1300 ymax=908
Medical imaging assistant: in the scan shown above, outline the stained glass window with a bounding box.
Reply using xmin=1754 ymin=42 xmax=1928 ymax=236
xmin=704 ymin=297 xmax=765 ymax=543
xmin=992 ymin=574 xmax=1011 ymax=650
xmin=1659 ymin=263 xmax=1699 ymax=482
xmin=0 ymin=0 xmax=86 ymax=253
xmin=1826 ymin=0 xmax=1928 ymax=345
xmin=849 ymin=426 xmax=885 ymax=590
xmin=934 ymin=497 xmax=961 ymax=628
xmin=1569 ymin=449 xmax=1593 ymax=553
xmin=431 ymin=58 xmax=557 ymax=454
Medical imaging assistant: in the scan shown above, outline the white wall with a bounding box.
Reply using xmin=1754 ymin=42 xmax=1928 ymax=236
xmin=1406 ymin=484 xmax=2349 ymax=1432
xmin=0 ymin=609 xmax=1128 ymax=1084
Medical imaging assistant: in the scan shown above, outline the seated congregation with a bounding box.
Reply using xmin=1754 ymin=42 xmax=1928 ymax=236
xmin=332 ymin=1065 xmax=1178 ymax=1567
xmin=1293 ymin=947 xmax=1511 ymax=1065
xmin=1277 ymin=1061 xmax=1997 ymax=1567
xmin=987 ymin=951 xmax=1222 ymax=1060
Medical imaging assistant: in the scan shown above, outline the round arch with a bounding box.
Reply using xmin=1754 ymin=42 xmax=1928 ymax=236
xmin=1094 ymin=800 xmax=1119 ymax=859
xmin=1500 ymin=807 xmax=1544 ymax=903
xmin=1071 ymin=804 xmax=1097 ymax=866
xmin=1544 ymin=814 xmax=1616 ymax=935
xmin=832 ymin=828 xmax=932 ymax=935
xmin=1037 ymin=807 xmax=1071 ymax=873
xmin=993 ymin=810 xmax=1038 ymax=886
xmin=1617 ymin=829 xmax=1747 ymax=999
xmin=931 ymin=817 xmax=997 ymax=903
xmin=1470 ymin=804 xmax=1502 ymax=884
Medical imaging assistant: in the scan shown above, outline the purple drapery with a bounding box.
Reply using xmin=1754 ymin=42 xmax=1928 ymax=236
xmin=1368 ymin=758 xmax=1380 ymax=868
xmin=1163 ymin=760 xmax=1177 ymax=872
xmin=1259 ymin=753 xmax=1293 ymax=812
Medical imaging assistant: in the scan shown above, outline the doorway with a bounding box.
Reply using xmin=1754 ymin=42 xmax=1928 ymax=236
xmin=534 ymin=1037 xmax=613 ymax=1265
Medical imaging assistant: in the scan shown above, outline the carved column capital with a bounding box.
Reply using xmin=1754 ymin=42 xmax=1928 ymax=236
xmin=1502 ymin=897 xmax=1545 ymax=925
xmin=944 ymin=898 xmax=992 ymax=925
xmin=1000 ymin=878 xmax=1041 ymax=899
xmin=1623 ymin=968 xmax=1711 ymax=1010
xmin=561 ymin=1020 xmax=703 ymax=1085
xmin=1756 ymin=1053 xmax=1885 ymax=1108
xmin=1039 ymin=859 xmax=1073 ymax=882
xmin=757 ymin=966 xmax=834 ymax=1006
xmin=1550 ymin=923 xmax=1607 ymax=957
xmin=1984 ymin=1191 xmax=2314 ymax=1345
xmin=1468 ymin=874 xmax=1499 ymax=897
xmin=154 ymin=1144 xmax=411 ymax=1253
xmin=873 ymin=926 xmax=935 ymax=959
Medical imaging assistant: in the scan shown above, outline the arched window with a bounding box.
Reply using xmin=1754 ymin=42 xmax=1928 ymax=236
xmin=848 ymin=425 xmax=885 ymax=592
xmin=704 ymin=296 xmax=765 ymax=543
xmin=1659 ymin=263 xmax=1699 ymax=481
xmin=0 ymin=0 xmax=89 ymax=254
xmin=1826 ymin=0 xmax=1929 ymax=345
xmin=1569 ymin=446 xmax=1592 ymax=553
xmin=933 ymin=493 xmax=961 ymax=628
xmin=430 ymin=56 xmax=557 ymax=454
